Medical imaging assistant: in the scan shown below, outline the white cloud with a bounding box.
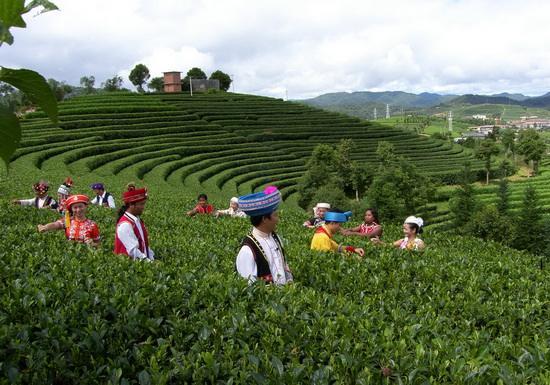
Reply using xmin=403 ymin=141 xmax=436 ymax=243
xmin=3 ymin=0 xmax=550 ymax=97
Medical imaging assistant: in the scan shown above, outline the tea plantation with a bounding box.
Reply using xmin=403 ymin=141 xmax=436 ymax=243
xmin=1 ymin=92 xmax=549 ymax=384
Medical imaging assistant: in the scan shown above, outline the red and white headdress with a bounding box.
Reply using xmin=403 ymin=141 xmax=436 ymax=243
xmin=64 ymin=194 xmax=89 ymax=210
xmin=122 ymin=183 xmax=148 ymax=204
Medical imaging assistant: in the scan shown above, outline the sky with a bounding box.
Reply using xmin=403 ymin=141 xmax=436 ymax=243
xmin=3 ymin=0 xmax=550 ymax=99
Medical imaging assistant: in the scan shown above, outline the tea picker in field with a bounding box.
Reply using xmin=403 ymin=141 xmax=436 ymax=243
xmin=12 ymin=181 xmax=57 ymax=209
xmin=310 ymin=211 xmax=365 ymax=257
xmin=55 ymin=177 xmax=74 ymax=214
xmin=215 ymin=197 xmax=246 ymax=218
xmin=37 ymin=194 xmax=101 ymax=247
xmin=90 ymin=183 xmax=116 ymax=208
xmin=342 ymin=208 xmax=383 ymax=239
xmin=371 ymin=216 xmax=425 ymax=251
xmin=187 ymin=193 xmax=215 ymax=216
xmin=114 ymin=184 xmax=155 ymax=262
xmin=236 ymin=186 xmax=293 ymax=285
xmin=303 ymin=202 xmax=330 ymax=228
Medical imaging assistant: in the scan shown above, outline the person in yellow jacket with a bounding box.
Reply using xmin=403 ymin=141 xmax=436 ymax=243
xmin=310 ymin=211 xmax=365 ymax=257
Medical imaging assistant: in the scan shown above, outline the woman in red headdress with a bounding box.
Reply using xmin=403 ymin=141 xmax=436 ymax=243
xmin=114 ymin=183 xmax=155 ymax=261
xmin=37 ymin=194 xmax=101 ymax=247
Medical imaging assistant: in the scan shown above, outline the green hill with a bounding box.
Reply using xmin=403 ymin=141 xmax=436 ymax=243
xmin=14 ymin=92 xmax=482 ymax=201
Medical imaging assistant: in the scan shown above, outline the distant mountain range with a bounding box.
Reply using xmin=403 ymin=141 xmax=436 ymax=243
xmin=301 ymin=91 xmax=550 ymax=109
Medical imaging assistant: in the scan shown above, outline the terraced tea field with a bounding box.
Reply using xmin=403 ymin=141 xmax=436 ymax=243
xmin=14 ymin=92 xmax=483 ymax=203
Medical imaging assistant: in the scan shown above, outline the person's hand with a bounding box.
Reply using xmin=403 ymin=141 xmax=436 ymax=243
xmin=84 ymin=238 xmax=94 ymax=246
xmin=37 ymin=224 xmax=46 ymax=233
xmin=12 ymin=199 xmax=21 ymax=206
xmin=355 ymin=248 xmax=365 ymax=257
xmin=370 ymin=237 xmax=382 ymax=245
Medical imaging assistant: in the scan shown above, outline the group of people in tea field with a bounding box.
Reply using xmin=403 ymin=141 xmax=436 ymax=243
xmin=12 ymin=178 xmax=425 ymax=284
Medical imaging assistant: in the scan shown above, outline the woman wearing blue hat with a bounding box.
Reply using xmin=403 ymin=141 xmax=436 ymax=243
xmin=310 ymin=210 xmax=365 ymax=257
xmin=235 ymin=186 xmax=293 ymax=285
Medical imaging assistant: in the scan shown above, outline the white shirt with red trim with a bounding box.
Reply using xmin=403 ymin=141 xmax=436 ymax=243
xmin=116 ymin=212 xmax=155 ymax=261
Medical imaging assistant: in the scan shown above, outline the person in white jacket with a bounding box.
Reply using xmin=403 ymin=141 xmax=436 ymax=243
xmin=114 ymin=183 xmax=154 ymax=261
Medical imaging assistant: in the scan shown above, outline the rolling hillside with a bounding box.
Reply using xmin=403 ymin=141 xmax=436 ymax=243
xmin=14 ymin=92 xmax=482 ymax=203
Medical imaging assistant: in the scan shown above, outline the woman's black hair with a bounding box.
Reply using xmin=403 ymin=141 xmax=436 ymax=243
xmin=407 ymin=222 xmax=423 ymax=234
xmin=365 ymin=208 xmax=380 ymax=224
xmin=117 ymin=204 xmax=128 ymax=221
xmin=198 ymin=193 xmax=208 ymax=201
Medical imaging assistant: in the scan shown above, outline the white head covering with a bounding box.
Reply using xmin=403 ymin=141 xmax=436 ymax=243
xmin=315 ymin=203 xmax=331 ymax=209
xmin=57 ymin=185 xmax=71 ymax=195
xmin=404 ymin=216 xmax=423 ymax=228
xmin=230 ymin=197 xmax=239 ymax=204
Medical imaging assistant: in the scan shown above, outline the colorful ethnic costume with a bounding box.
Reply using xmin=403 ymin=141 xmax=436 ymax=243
xmin=217 ymin=198 xmax=246 ymax=218
xmin=114 ymin=186 xmax=154 ymax=261
xmin=193 ymin=204 xmax=214 ymax=214
xmin=359 ymin=222 xmax=380 ymax=235
xmin=56 ymin=194 xmax=101 ymax=243
xmin=235 ymin=186 xmax=293 ymax=285
xmin=400 ymin=216 xmax=425 ymax=251
xmin=310 ymin=211 xmax=358 ymax=254
xmin=56 ymin=177 xmax=73 ymax=214
xmin=18 ymin=182 xmax=57 ymax=209
xmin=90 ymin=183 xmax=116 ymax=208
xmin=303 ymin=202 xmax=330 ymax=228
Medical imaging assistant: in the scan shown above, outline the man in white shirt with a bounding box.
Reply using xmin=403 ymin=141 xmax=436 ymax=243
xmin=90 ymin=183 xmax=116 ymax=208
xmin=114 ymin=184 xmax=154 ymax=261
xmin=236 ymin=186 xmax=292 ymax=285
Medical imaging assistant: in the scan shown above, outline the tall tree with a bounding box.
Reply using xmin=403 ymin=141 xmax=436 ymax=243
xmin=517 ymin=129 xmax=546 ymax=176
xmin=102 ymin=75 xmax=123 ymax=92
xmin=367 ymin=153 xmax=434 ymax=222
xmin=500 ymin=128 xmax=516 ymax=158
xmin=129 ymin=64 xmax=150 ymax=93
xmin=449 ymin=163 xmax=478 ymax=230
xmin=297 ymin=144 xmax=339 ymax=209
xmin=47 ymin=78 xmax=72 ymax=101
xmin=79 ymin=75 xmax=95 ymax=94
xmin=475 ymin=139 xmax=500 ymax=184
xmin=187 ymin=67 xmax=207 ymax=79
xmin=496 ymin=176 xmax=509 ymax=214
xmin=209 ymin=70 xmax=231 ymax=91
xmin=147 ymin=77 xmax=164 ymax=92
xmin=514 ymin=185 xmax=545 ymax=255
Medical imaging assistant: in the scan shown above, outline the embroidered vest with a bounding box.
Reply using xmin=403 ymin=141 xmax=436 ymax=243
xmin=240 ymin=232 xmax=287 ymax=283
xmin=34 ymin=196 xmax=53 ymax=208
xmin=94 ymin=192 xmax=112 ymax=206
xmin=114 ymin=213 xmax=149 ymax=258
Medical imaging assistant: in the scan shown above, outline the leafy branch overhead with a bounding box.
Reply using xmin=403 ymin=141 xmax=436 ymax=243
xmin=0 ymin=0 xmax=58 ymax=46
xmin=0 ymin=0 xmax=58 ymax=166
